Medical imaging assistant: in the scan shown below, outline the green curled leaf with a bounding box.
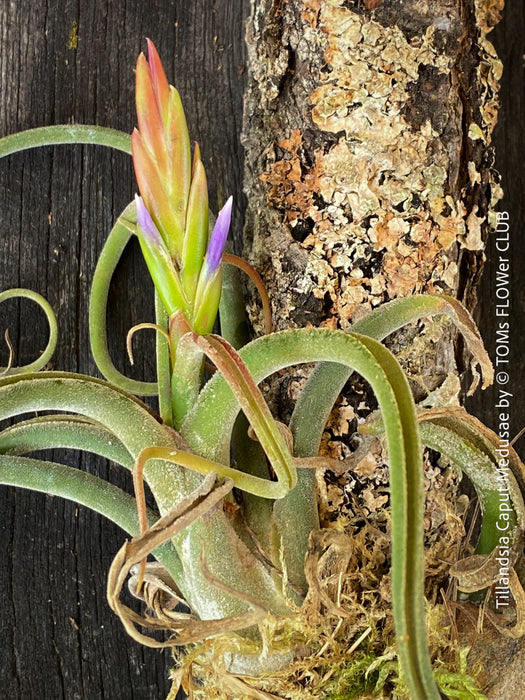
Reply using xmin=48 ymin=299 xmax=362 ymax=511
xmin=188 ymin=333 xmax=296 ymax=498
xmin=0 ymin=370 xmax=294 ymax=622
xmin=0 ymin=453 xmax=182 ymax=579
xmin=291 ymin=293 xmax=493 ymax=461
xmin=0 ymin=288 xmax=58 ymax=375
xmin=277 ymin=293 xmax=494 ymax=623
xmin=0 ymin=414 xmax=133 ymax=469
xmin=418 ymin=409 xmax=525 ymax=554
xmin=88 ymin=201 xmax=158 ymax=396
xmin=0 ymin=371 xmax=182 ymax=508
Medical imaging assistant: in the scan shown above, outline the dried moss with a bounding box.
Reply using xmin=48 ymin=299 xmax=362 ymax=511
xmin=166 ymin=473 xmax=486 ymax=698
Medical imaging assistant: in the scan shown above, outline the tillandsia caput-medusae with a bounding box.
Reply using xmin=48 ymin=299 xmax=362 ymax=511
xmin=0 ymin=39 xmax=520 ymax=699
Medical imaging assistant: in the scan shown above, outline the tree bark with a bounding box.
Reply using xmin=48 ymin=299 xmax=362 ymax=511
xmin=243 ymin=0 xmax=502 ymax=379
xmin=241 ymin=1 xmax=524 ymax=697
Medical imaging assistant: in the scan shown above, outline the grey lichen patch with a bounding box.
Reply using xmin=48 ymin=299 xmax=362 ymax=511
xmin=254 ymin=0 xmax=502 ymax=334
xmin=242 ymin=0 xmax=504 ymax=456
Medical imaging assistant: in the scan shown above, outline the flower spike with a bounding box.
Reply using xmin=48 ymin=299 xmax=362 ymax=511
xmin=132 ymin=40 xmax=232 ymax=335
xmin=132 ymin=41 xmax=191 ymax=257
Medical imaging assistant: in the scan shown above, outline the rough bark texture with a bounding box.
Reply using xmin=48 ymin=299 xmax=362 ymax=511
xmin=245 ymin=0 xmax=501 ymax=320
xmin=241 ymin=1 xmax=524 ymax=697
xmin=243 ymin=0 xmax=502 ymax=404
xmin=241 ymin=0 xmax=505 ymax=475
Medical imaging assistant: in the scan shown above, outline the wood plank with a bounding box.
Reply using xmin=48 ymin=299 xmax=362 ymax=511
xmin=0 ymin=1 xmax=248 ymax=697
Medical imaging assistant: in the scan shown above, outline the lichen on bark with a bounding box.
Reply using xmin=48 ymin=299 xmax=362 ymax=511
xmin=243 ymin=0 xmax=503 ymax=417
xmin=240 ymin=2 xmax=507 ymax=694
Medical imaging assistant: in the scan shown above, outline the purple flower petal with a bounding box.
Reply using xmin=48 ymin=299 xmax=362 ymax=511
xmin=206 ymin=196 xmax=233 ymax=273
xmin=135 ymin=194 xmax=164 ymax=247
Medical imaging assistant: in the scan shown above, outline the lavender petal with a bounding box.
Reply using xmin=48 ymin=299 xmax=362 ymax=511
xmin=206 ymin=195 xmax=233 ymax=273
xmin=135 ymin=195 xmax=164 ymax=247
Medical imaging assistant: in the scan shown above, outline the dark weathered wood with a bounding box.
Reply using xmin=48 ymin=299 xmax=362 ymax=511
xmin=466 ymin=1 xmax=525 ymax=440
xmin=0 ymin=1 xmax=248 ymax=697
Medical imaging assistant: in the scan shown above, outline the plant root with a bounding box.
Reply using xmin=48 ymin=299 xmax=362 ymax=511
xmin=106 ymin=473 xmax=269 ymax=647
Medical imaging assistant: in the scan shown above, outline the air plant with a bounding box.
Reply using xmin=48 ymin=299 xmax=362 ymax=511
xmin=1 ymin=41 xmax=522 ymax=699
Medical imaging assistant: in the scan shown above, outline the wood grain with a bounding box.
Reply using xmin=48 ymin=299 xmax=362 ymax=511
xmin=0 ymin=2 xmax=247 ymax=697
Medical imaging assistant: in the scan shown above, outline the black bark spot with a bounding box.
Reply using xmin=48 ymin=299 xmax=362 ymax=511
xmin=403 ymin=65 xmax=451 ymax=133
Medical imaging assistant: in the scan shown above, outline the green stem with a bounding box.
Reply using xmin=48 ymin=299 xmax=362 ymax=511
xmin=0 ymin=125 xmax=131 ymax=158
xmin=169 ymin=314 xmax=204 ymax=428
xmin=218 ymin=251 xmax=251 ymax=350
xmin=0 ymin=454 xmax=181 ymax=577
xmin=154 ymin=293 xmax=173 ymax=426
xmin=0 ymin=289 xmax=58 ymax=375
xmin=89 ymin=201 xmax=158 ymax=396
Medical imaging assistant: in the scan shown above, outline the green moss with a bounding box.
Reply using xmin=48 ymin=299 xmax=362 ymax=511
xmin=324 ymin=653 xmax=384 ymax=699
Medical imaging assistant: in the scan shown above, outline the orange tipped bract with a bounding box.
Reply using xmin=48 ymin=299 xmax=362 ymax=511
xmin=133 ymin=40 xmax=191 ymax=258
xmin=132 ymin=40 xmax=232 ymax=335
